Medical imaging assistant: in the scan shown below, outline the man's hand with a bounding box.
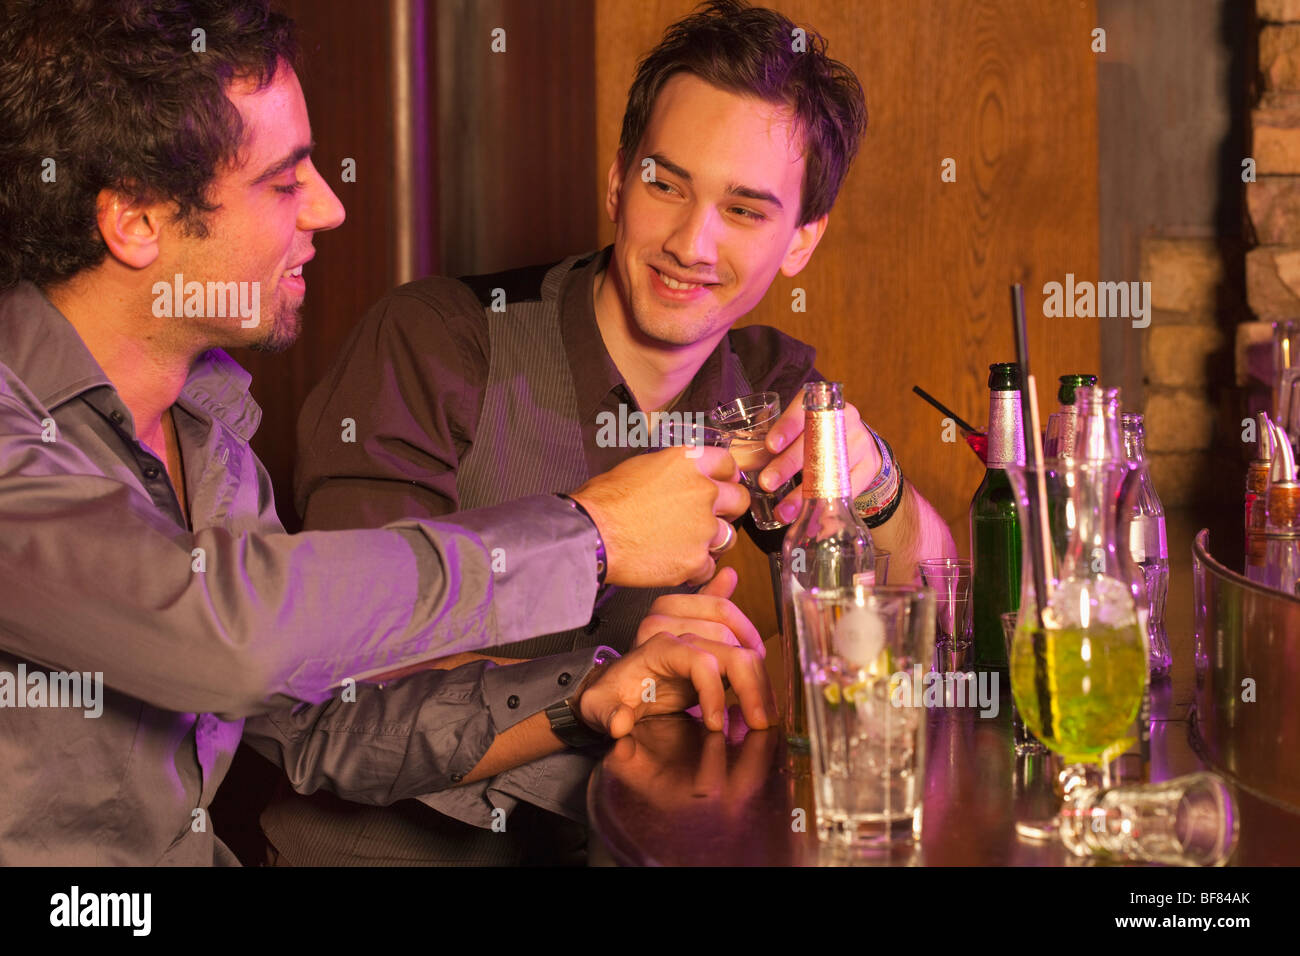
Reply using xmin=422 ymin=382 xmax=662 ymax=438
xmin=569 ymin=446 xmax=747 ymax=588
xmin=575 ymin=632 xmax=775 ymax=738
xmin=634 ymin=567 xmax=763 ymax=656
xmin=756 ymin=385 xmax=882 ymax=523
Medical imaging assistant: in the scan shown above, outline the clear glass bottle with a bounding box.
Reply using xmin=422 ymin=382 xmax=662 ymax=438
xmin=782 ymin=382 xmax=875 ymax=750
xmin=1073 ymin=387 xmax=1151 ymax=782
xmin=1121 ymin=414 xmax=1171 ymax=680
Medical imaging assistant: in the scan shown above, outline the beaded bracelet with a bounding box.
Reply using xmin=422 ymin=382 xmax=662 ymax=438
xmin=854 ymin=428 xmax=905 ymax=529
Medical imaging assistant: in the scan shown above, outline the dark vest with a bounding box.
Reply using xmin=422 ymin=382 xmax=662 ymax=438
xmin=456 ymin=255 xmax=674 ymax=659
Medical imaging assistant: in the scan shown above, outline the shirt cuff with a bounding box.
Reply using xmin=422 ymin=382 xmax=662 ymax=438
xmin=413 ymin=646 xmax=615 ymax=828
xmin=481 ymin=646 xmax=612 ymax=734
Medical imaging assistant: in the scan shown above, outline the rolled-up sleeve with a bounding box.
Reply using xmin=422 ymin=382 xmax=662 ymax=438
xmin=0 ymin=395 xmax=599 ymax=721
xmin=242 ymin=647 xmax=608 ymax=812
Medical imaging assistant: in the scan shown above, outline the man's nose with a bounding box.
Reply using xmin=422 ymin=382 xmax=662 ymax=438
xmin=299 ymin=159 xmax=346 ymax=232
xmin=663 ymin=201 xmax=719 ymax=269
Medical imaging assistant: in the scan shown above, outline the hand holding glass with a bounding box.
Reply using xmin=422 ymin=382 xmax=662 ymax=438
xmin=709 ymin=391 xmax=798 ymax=530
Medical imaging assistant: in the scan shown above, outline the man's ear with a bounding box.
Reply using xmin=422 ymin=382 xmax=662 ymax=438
xmin=779 ymin=214 xmax=828 ymax=278
xmin=605 ymin=155 xmax=628 ymax=224
xmin=95 ymin=189 xmax=163 ymax=270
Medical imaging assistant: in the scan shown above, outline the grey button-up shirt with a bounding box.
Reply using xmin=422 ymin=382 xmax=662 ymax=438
xmin=0 ymin=281 xmax=604 ymax=865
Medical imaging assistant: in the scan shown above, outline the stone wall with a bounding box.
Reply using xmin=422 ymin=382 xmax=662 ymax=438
xmin=1140 ymin=239 xmax=1227 ymax=507
xmin=1246 ymin=1 xmax=1300 ymax=471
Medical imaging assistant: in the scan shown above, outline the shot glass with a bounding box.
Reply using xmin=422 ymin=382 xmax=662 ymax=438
xmin=851 ymin=549 xmax=892 ymax=589
xmin=871 ymin=549 xmax=892 ymax=587
xmin=1059 ymin=772 xmax=1239 ymax=866
xmin=919 ymin=558 xmax=973 ymax=673
xmin=796 ymin=584 xmax=934 ymax=850
xmin=1000 ymin=611 xmax=1048 ymax=756
xmin=655 ymin=419 xmax=731 ymax=459
xmin=709 ymin=391 xmax=797 ymax=530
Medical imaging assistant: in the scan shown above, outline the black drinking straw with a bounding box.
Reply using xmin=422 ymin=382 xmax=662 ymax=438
xmin=1010 ymin=283 xmax=1054 ymax=741
xmin=911 ymin=385 xmax=980 ymax=435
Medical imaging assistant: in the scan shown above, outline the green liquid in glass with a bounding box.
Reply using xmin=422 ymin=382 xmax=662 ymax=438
xmin=1010 ymin=624 xmax=1146 ymax=765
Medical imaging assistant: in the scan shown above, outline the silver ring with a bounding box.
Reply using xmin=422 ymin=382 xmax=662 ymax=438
xmin=708 ymin=520 xmax=736 ymax=556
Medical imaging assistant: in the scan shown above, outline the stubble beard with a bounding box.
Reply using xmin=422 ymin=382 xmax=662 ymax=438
xmin=248 ymin=298 xmax=302 ymax=354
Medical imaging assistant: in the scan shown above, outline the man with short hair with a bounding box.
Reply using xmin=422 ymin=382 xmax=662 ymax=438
xmin=265 ymin=0 xmax=956 ymax=864
xmin=0 ymin=0 xmax=772 ymax=865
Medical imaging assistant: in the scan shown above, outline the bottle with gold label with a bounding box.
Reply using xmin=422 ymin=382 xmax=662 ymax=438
xmin=781 ymin=381 xmax=875 ymax=749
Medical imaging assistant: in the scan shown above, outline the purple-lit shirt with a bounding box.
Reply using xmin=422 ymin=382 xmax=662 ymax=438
xmin=0 ymin=281 xmax=604 ymax=865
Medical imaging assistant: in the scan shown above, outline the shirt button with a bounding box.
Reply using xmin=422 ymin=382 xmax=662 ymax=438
xmin=450 ymin=772 xmax=463 ymax=783
xmin=109 ymin=410 xmax=125 ymax=425
xmin=143 ymin=465 xmax=160 ymax=480
xmin=557 ymin=672 xmax=572 ymax=687
xmin=507 ymin=695 xmax=520 ymax=709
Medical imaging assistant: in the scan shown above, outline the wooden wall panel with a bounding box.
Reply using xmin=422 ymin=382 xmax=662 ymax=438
xmin=595 ymin=0 xmax=1100 ymax=636
xmin=438 ymin=0 xmax=596 ymax=276
xmin=232 ymin=0 xmax=427 ymax=531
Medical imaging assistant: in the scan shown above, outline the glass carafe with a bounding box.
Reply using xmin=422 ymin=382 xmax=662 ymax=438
xmin=1004 ymin=459 xmax=1149 ymax=833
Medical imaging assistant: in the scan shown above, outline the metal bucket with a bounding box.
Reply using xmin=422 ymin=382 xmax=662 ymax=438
xmin=1192 ymin=529 xmax=1300 ymax=811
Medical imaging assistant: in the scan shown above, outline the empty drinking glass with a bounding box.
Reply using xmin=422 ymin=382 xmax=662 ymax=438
xmin=1059 ymin=772 xmax=1239 ymax=866
xmin=919 ymin=558 xmax=973 ymax=673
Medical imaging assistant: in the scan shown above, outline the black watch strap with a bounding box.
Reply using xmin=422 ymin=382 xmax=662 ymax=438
xmin=545 ymin=652 xmax=612 ymax=748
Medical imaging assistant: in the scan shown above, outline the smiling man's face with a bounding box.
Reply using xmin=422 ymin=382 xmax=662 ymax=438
xmin=159 ymin=64 xmax=344 ymax=353
xmin=602 ymin=72 xmax=826 ymax=351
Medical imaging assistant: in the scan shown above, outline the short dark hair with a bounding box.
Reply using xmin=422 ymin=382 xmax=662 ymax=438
xmin=0 ymin=0 xmax=298 ymax=289
xmin=617 ymin=0 xmax=867 ymax=226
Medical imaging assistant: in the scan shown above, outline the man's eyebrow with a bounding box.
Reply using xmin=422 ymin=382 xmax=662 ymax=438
xmin=646 ymin=152 xmax=783 ymax=211
xmin=251 ymin=142 xmax=315 ymax=184
xmin=727 ymin=183 xmax=783 ymax=211
xmin=646 ymin=152 xmax=693 ymax=182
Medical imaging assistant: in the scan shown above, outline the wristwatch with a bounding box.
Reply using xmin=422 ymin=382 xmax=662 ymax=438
xmin=544 ymin=650 xmax=613 ymax=748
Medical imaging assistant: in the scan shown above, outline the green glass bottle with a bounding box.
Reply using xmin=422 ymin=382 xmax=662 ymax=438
xmin=970 ymin=363 xmax=1024 ymax=672
xmin=1047 ymin=373 xmax=1098 ymax=458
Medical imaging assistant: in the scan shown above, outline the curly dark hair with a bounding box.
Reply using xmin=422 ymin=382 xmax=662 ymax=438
xmin=618 ymin=0 xmax=866 ymax=227
xmin=0 ymin=0 xmax=297 ymax=289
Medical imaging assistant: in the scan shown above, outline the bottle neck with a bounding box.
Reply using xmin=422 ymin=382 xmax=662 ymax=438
xmin=1063 ymin=463 xmax=1123 ymax=577
xmin=1123 ymin=425 xmax=1147 ymax=464
xmin=802 ymin=408 xmax=852 ymax=499
xmin=985 ymin=391 xmax=1025 ymax=469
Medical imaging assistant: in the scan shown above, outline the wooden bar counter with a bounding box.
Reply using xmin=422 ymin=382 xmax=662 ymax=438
xmin=587 ymin=514 xmax=1300 ymax=867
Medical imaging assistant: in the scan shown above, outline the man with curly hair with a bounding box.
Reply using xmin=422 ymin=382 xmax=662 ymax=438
xmin=0 ymin=0 xmax=773 ymax=865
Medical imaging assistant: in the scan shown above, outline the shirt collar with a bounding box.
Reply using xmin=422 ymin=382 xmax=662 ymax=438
xmin=0 ymin=280 xmax=262 ymax=440
xmin=560 ymin=247 xmax=629 ymax=420
xmin=558 ymin=246 xmax=756 ymax=419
